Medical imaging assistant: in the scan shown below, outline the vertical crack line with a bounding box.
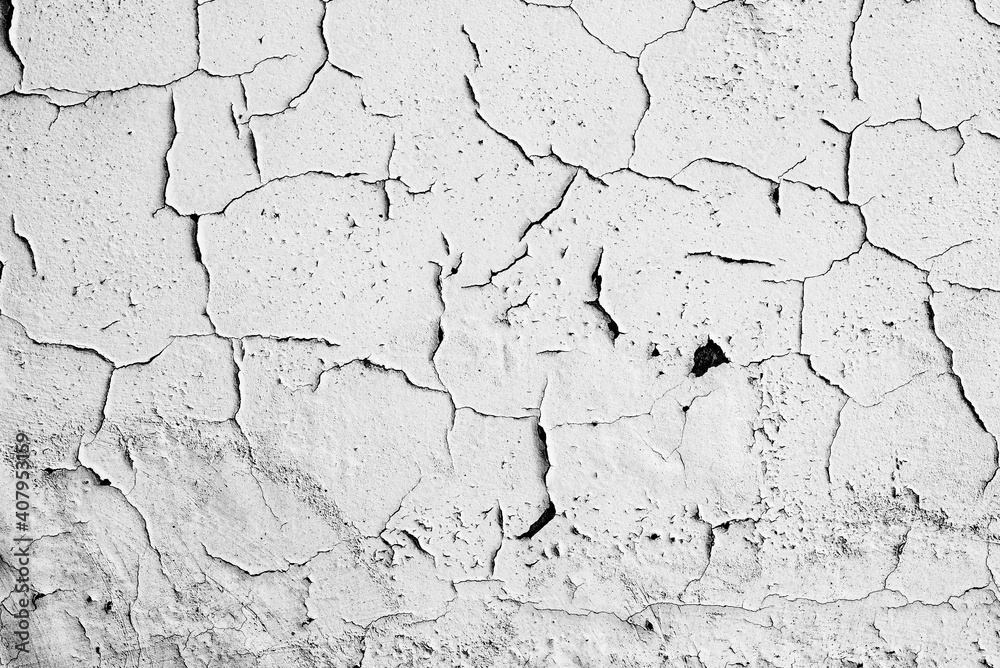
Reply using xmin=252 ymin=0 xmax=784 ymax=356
xmin=236 ymin=72 xmax=248 ymax=112
xmin=844 ymin=123 xmax=866 ymax=204
xmin=322 ymin=4 xmax=359 ymax=82
xmin=882 ymin=524 xmax=911 ymax=589
xmin=769 ymin=181 xmax=781 ymax=216
xmin=229 ymin=103 xmax=240 ymax=139
xmin=231 ymin=337 xmax=247 ymax=439
xmin=84 ymin=365 xmax=115 ymax=448
xmin=190 ymin=214 xmax=217 ymax=333
xmin=488 ymin=503 xmax=504 ymax=576
xmin=629 ymin=56 xmax=651 ymax=168
xmin=797 ymin=279 xmax=807 ymax=355
xmin=430 ymin=262 xmax=446 ymax=367
xmin=2 ymin=0 xmax=23 ymax=87
xmin=681 ymin=520 xmax=716 ymax=599
xmin=10 ymin=213 xmax=37 ymax=275
xmin=584 ymin=247 xmax=621 ymax=342
xmin=848 ymin=0 xmax=866 ymax=101
xmin=193 ymin=0 xmax=201 ymax=70
xmin=247 ymin=125 xmax=261 ymax=183
xmin=826 ymin=401 xmax=847 ymax=486
xmin=164 ymin=91 xmax=178 ymax=211
xmin=427 ymin=260 xmax=458 ymax=466
xmin=444 ymin=397 xmax=456 ymax=471
xmin=386 ymin=132 xmax=396 ymax=182
xmin=235 ymin=76 xmax=263 ymax=183
xmin=518 ymin=380 xmax=555 ymax=541
xmin=380 ymin=180 xmax=391 ymax=221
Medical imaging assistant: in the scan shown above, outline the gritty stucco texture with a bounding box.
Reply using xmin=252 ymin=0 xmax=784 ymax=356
xmin=2 ymin=0 xmax=1000 ymax=665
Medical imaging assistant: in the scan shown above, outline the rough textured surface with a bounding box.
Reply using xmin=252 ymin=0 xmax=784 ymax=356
xmin=2 ymin=0 xmax=1000 ymax=665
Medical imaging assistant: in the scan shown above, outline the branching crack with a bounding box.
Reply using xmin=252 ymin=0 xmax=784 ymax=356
xmin=584 ymin=247 xmax=621 ymax=342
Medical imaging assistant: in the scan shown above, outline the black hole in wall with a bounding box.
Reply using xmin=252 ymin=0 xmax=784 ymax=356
xmin=690 ymin=338 xmax=729 ymax=377
xmin=517 ymin=501 xmax=556 ymax=540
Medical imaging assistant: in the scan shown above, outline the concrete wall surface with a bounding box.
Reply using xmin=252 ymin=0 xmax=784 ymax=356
xmin=2 ymin=0 xmax=1000 ymax=665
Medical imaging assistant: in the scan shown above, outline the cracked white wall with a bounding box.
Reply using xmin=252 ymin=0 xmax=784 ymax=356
xmin=1 ymin=0 xmax=1000 ymax=664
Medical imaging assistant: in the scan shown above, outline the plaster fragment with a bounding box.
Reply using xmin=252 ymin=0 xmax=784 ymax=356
xmin=200 ymin=173 xmax=444 ymax=387
xmin=464 ymin=0 xmax=648 ymax=174
xmin=0 ymin=87 xmax=212 ymax=364
xmin=11 ymin=0 xmax=197 ymax=93
xmin=632 ymin=0 xmax=856 ymax=195
xmin=381 ymin=409 xmax=549 ymax=581
xmin=165 ymin=72 xmax=260 ymax=215
xmin=247 ymin=65 xmax=395 ymax=183
xmin=803 ymin=243 xmax=949 ymax=406
xmin=830 ymin=372 xmax=996 ymax=525
xmin=0 ymin=0 xmax=19 ymax=93
xmin=929 ymin=281 xmax=1000 ymax=469
xmin=854 ymin=0 xmax=1000 ymax=128
xmin=0 ymin=315 xmax=112 ymax=467
xmin=236 ymin=338 xmax=453 ymax=537
xmin=850 ymin=120 xmax=1000 ymax=276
